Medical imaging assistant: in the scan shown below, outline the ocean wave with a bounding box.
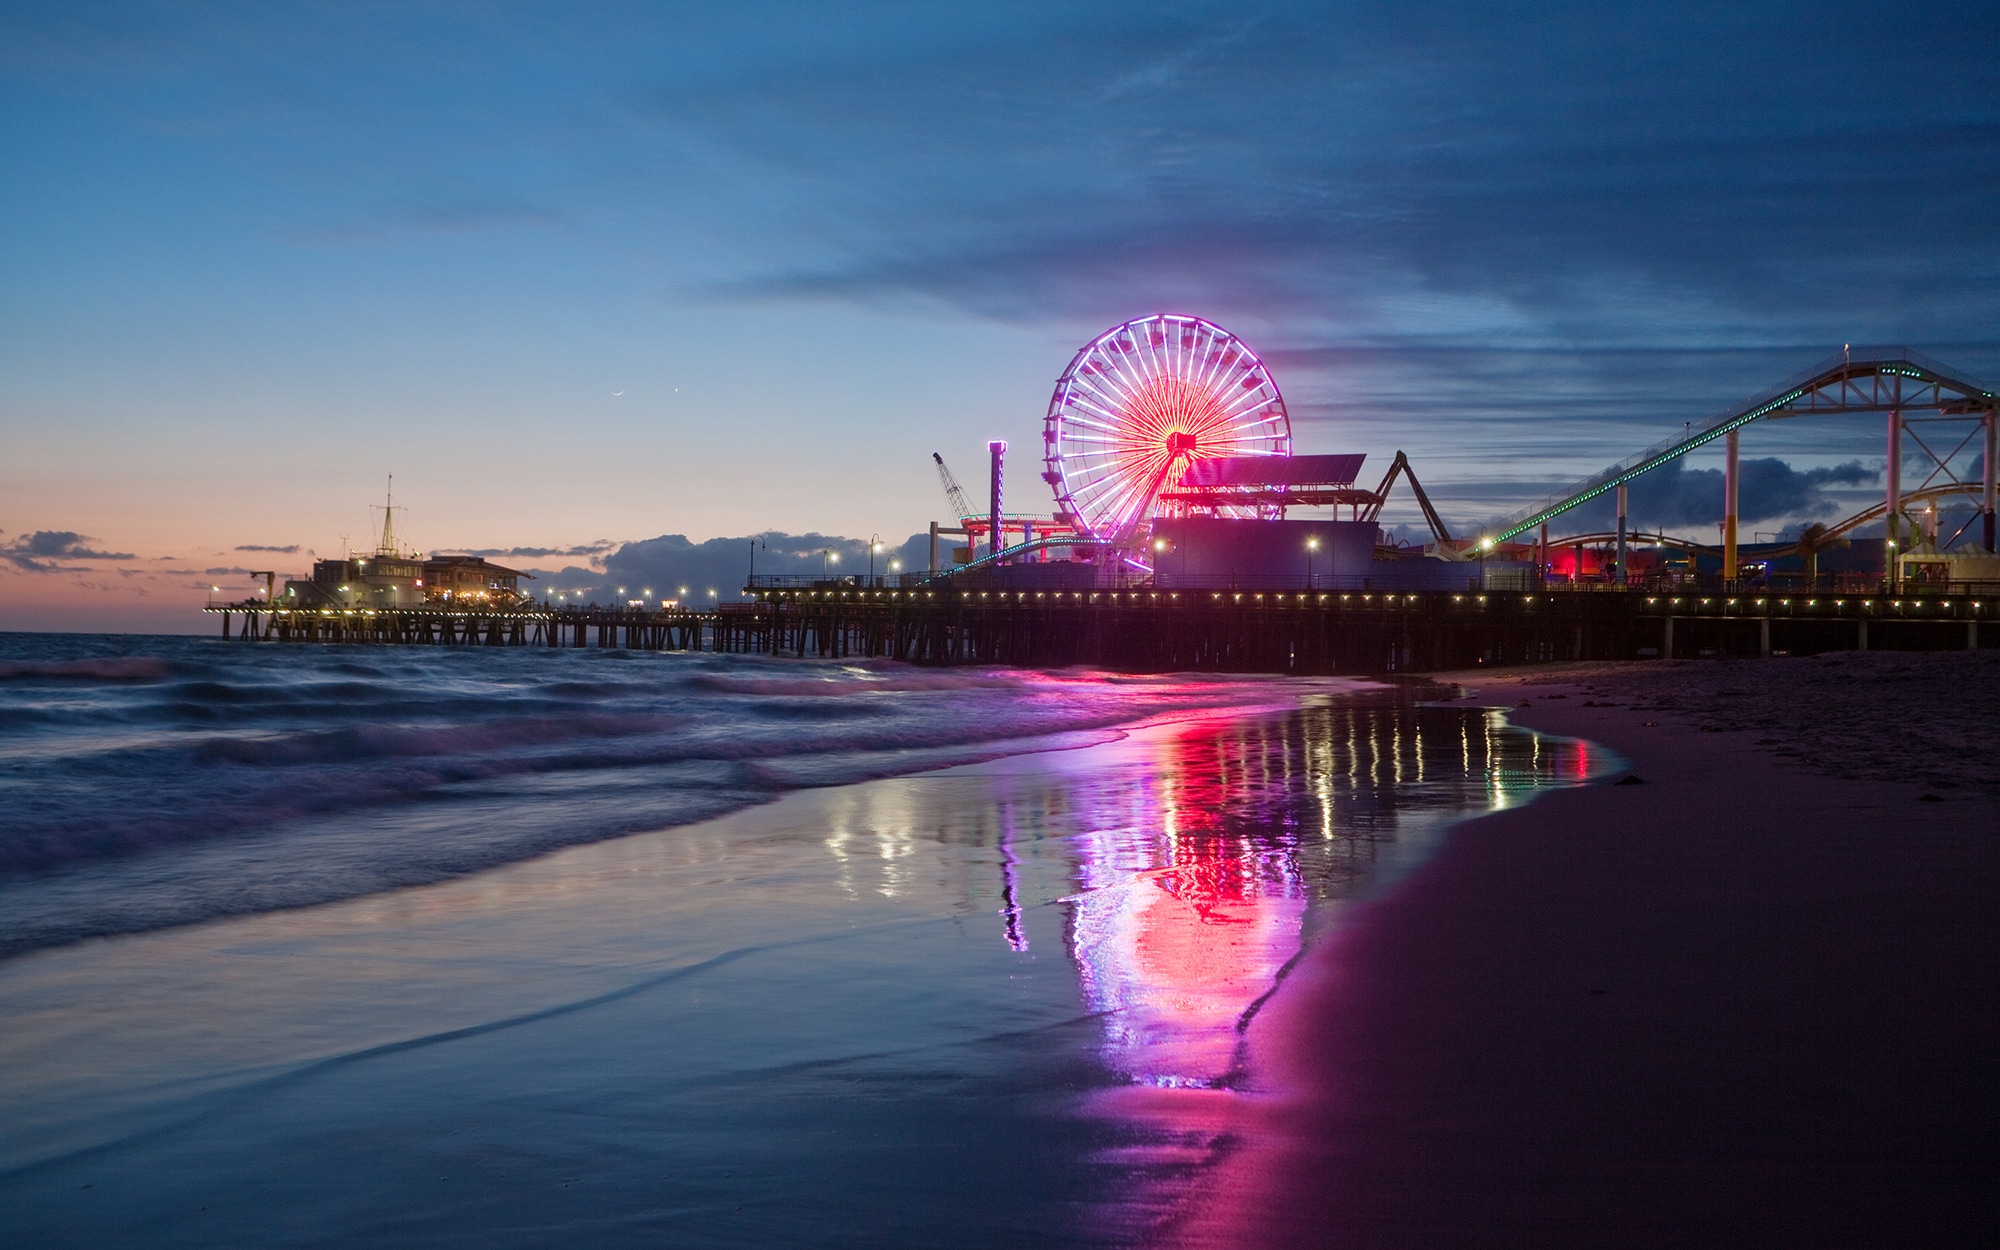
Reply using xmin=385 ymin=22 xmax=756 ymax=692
xmin=686 ymin=668 xmax=1051 ymax=696
xmin=0 ymin=633 xmax=1354 ymax=955
xmin=0 ymin=657 xmax=171 ymax=682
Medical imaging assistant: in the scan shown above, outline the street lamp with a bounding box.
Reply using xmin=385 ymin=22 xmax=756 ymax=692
xmin=1305 ymin=535 xmax=1319 ymax=590
xmin=869 ymin=534 xmax=883 ymax=585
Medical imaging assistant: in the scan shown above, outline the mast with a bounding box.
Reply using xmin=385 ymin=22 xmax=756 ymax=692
xmin=372 ymin=474 xmax=405 ymax=556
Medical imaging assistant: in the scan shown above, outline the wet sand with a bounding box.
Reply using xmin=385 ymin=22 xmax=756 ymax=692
xmin=1181 ymin=653 xmax=2000 ymax=1248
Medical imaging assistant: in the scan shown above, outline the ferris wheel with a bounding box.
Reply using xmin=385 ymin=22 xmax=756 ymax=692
xmin=1044 ymin=314 xmax=1291 ymax=544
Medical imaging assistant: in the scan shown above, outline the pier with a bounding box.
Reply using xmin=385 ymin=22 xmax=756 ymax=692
xmin=200 ymin=343 xmax=1997 ymax=675
xmin=205 ymin=582 xmax=1996 ymax=673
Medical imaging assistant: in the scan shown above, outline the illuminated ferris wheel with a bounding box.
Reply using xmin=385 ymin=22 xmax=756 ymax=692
xmin=1044 ymin=314 xmax=1291 ymax=544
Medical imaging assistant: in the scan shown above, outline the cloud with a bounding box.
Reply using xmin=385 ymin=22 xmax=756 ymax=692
xmin=234 ymin=543 xmax=301 ymax=553
xmin=667 ymin=2 xmax=2000 ymax=348
xmin=4 ymin=531 xmax=137 ymax=571
xmin=449 ymin=542 xmax=618 ymax=561
xmin=1560 ymin=458 xmax=1879 ymax=533
xmin=529 ymin=532 xmax=933 ymax=604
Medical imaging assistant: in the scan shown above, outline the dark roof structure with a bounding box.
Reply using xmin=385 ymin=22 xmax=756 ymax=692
xmin=1161 ymin=453 xmax=1377 ymax=512
xmin=1178 ymin=454 xmax=1368 ymax=489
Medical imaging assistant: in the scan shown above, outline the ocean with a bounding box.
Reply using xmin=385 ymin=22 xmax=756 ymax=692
xmin=0 ymin=632 xmax=1326 ymax=958
xmin=0 ymin=632 xmax=1603 ymax=1246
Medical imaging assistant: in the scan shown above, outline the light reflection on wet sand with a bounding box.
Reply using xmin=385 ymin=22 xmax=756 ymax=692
xmin=1052 ymin=702 xmax=1598 ymax=1242
xmin=0 ymin=693 xmax=1600 ymax=1247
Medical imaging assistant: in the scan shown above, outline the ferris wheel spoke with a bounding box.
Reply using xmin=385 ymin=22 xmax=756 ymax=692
xmin=1090 ymin=362 xmax=1147 ymax=409
xmin=1060 ymin=406 xmax=1126 ymax=435
xmin=1072 ymin=373 xmax=1140 ymax=413
xmin=1065 ymin=410 xmax=1127 ymax=439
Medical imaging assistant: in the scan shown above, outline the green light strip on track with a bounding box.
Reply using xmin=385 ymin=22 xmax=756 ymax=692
xmin=1486 ymin=360 xmax=1997 ymax=544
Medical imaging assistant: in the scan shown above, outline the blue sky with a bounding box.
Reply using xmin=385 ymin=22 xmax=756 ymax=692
xmin=3 ymin=1 xmax=1997 ymax=627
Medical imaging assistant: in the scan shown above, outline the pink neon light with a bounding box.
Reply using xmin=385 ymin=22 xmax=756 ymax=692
xmin=1044 ymin=314 xmax=1293 ymax=542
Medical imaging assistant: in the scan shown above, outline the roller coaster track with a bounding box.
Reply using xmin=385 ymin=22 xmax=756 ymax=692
xmin=1541 ymin=483 xmax=1985 ymax=561
xmin=914 ymin=533 xmax=1127 ymax=582
xmin=1484 ymin=346 xmax=1998 ymax=545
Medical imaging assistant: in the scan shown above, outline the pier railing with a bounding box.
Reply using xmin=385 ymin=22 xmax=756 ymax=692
xmin=203 ymin=581 xmax=1994 ymax=670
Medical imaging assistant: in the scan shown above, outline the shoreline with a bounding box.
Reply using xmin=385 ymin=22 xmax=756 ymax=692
xmin=1171 ymin=652 xmax=2000 ymax=1247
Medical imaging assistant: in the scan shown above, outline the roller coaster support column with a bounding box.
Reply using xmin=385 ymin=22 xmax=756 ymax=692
xmin=1984 ymin=408 xmax=1996 ymax=552
xmin=1886 ymin=411 xmax=1902 ymax=589
xmin=929 ymin=521 xmax=940 ymax=572
xmin=1722 ymin=428 xmax=1739 ymax=585
xmin=1615 ymin=484 xmax=1629 ymax=586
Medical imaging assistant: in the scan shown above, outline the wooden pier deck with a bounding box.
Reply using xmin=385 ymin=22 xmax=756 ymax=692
xmin=204 ymin=585 xmax=1995 ymax=673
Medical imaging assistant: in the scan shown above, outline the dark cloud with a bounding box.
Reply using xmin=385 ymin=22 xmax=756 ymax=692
xmin=4 ymin=531 xmax=136 ymax=571
xmin=531 ymin=532 xmax=932 ymax=604
xmin=450 ymin=543 xmax=617 ymax=561
xmin=1560 ymin=458 xmax=1879 ymax=533
xmin=234 ymin=543 xmax=301 ymax=553
xmin=674 ymin=1 xmax=2000 ymax=349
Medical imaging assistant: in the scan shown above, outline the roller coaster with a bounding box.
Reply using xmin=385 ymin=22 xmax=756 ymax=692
xmin=1480 ymin=346 xmax=1999 ymax=586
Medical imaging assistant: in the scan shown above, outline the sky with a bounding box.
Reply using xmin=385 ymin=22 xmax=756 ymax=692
xmin=3 ymin=1 xmax=1997 ymax=631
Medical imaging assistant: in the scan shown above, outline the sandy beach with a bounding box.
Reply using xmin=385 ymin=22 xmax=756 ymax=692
xmin=1171 ymin=651 xmax=2000 ymax=1247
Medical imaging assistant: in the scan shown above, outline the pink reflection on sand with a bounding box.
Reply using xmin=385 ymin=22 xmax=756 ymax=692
xmin=1070 ymin=865 xmax=1306 ymax=1088
xmin=1065 ymin=717 xmax=1312 ymax=1089
xmin=1051 ymin=700 xmax=1602 ymax=1244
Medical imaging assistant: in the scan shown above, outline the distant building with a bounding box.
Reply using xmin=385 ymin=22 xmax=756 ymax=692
xmin=421 ymin=555 xmax=531 ymax=605
xmin=283 ymin=554 xmax=531 ymax=609
xmin=278 ymin=484 xmax=535 ymax=610
xmin=285 ymin=553 xmax=424 ymax=609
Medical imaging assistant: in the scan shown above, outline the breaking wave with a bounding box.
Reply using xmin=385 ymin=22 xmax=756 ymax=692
xmin=0 ymin=633 xmax=1344 ymax=956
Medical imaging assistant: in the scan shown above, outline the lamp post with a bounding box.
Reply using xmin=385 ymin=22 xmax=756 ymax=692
xmin=869 ymin=534 xmax=882 ymax=586
xmin=1305 ymin=535 xmax=1320 ymax=590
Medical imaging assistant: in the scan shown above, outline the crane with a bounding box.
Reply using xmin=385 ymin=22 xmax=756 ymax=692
xmin=932 ymin=452 xmax=977 ymax=523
